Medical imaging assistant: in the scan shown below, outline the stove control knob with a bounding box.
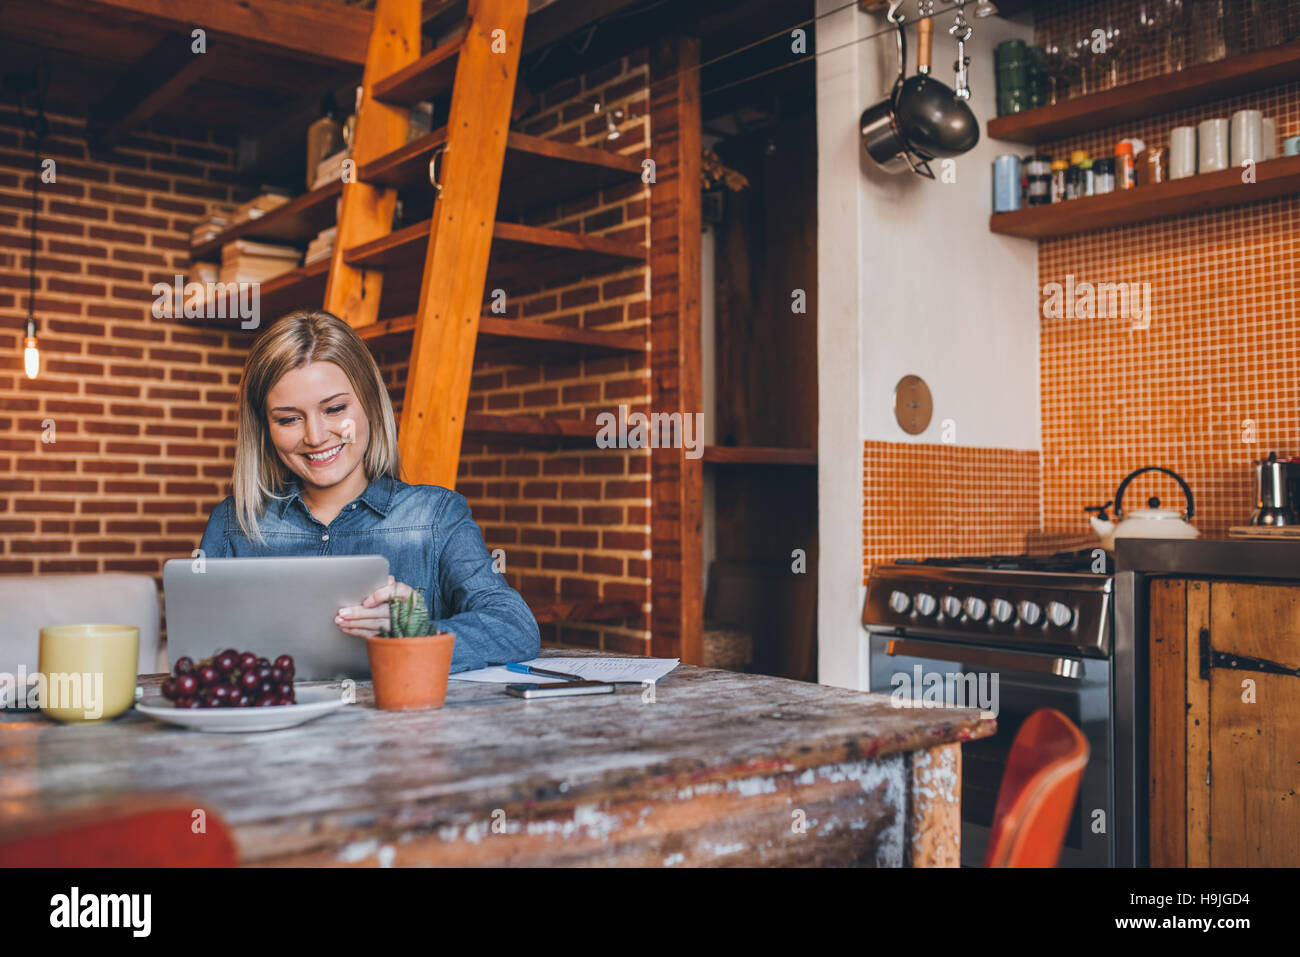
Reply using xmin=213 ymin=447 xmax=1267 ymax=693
xmin=941 ymin=595 xmax=964 ymax=619
xmin=1047 ymin=601 xmax=1075 ymax=628
xmin=914 ymin=593 xmax=937 ymax=617
xmin=889 ymin=590 xmax=911 ymax=614
xmin=1018 ymin=600 xmax=1043 ymax=626
xmin=963 ymin=596 xmax=988 ymax=621
xmin=990 ymin=598 xmax=1016 ymax=623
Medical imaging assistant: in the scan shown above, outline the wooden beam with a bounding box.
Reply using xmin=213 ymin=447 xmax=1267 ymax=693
xmin=649 ymin=35 xmax=703 ymax=665
xmin=67 ymin=0 xmax=372 ymax=66
xmin=322 ymin=0 xmax=421 ymax=328
xmin=396 ymin=0 xmax=529 ymax=489
xmin=89 ymin=35 xmax=223 ymax=147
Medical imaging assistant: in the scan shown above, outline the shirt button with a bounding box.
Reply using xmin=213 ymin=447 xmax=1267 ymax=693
xmin=322 ymin=533 xmax=329 ymax=542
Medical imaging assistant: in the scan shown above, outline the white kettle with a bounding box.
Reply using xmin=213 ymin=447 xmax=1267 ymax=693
xmin=1086 ymin=466 xmax=1199 ymax=552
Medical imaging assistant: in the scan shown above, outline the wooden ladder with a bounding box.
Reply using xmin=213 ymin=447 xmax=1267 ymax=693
xmin=326 ymin=0 xmax=528 ymax=489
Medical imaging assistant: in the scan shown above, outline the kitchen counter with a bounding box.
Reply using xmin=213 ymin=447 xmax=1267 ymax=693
xmin=0 ymin=651 xmax=995 ymax=867
xmin=1115 ymin=537 xmax=1300 ymax=581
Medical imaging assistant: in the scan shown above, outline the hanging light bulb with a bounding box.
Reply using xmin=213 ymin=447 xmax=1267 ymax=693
xmin=23 ymin=317 xmax=39 ymax=379
xmin=605 ymin=108 xmax=624 ymax=141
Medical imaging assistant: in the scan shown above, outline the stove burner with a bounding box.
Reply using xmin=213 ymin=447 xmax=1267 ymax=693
xmin=896 ymin=548 xmax=1113 ymax=575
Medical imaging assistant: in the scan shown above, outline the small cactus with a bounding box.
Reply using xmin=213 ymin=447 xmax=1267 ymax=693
xmin=382 ymin=588 xmax=431 ymax=638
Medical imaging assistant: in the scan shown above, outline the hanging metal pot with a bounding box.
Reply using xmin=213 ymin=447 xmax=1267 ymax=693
xmin=860 ymin=1 xmax=934 ymax=177
xmin=893 ymin=14 xmax=980 ymax=160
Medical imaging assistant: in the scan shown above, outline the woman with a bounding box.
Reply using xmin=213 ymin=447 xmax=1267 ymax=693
xmin=198 ymin=309 xmax=540 ymax=673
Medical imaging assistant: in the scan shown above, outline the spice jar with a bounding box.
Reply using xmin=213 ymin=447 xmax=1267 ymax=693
xmin=1093 ymin=157 xmax=1116 ymax=194
xmin=1136 ymin=147 xmax=1167 ymax=186
xmin=1113 ymin=141 xmax=1136 ymax=189
xmin=1050 ymin=160 xmax=1068 ymax=203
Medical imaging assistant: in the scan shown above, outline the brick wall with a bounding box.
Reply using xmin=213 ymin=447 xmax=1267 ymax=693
xmin=376 ymin=51 xmax=653 ymax=654
xmin=0 ymin=106 xmax=253 ymax=584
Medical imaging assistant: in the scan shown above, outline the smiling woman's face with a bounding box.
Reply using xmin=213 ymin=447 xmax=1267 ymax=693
xmin=265 ymin=360 xmax=369 ymax=493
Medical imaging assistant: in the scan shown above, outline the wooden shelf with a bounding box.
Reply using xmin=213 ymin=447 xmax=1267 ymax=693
xmin=462 ymin=412 xmax=598 ymax=448
xmin=371 ymin=36 xmax=462 ymax=105
xmin=359 ymin=129 xmax=644 ymax=214
xmin=989 ymin=156 xmax=1300 ymax=238
xmin=190 ymin=181 xmax=342 ymax=261
xmin=702 ymin=446 xmax=817 ymax=467
xmin=988 ymin=39 xmax=1300 ymax=145
xmin=358 ymin=313 xmax=645 ymax=362
xmin=345 ymin=218 xmax=646 ymax=292
xmin=253 ymin=257 xmax=332 ymax=320
xmin=524 ymin=594 xmax=643 ymax=624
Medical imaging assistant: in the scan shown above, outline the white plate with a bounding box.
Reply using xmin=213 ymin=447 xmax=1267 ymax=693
xmin=134 ymin=686 xmax=348 ymax=733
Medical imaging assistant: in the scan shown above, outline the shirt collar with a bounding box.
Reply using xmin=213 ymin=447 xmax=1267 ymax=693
xmin=273 ymin=473 xmax=396 ymax=521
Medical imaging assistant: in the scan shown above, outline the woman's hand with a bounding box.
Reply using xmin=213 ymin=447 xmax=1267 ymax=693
xmin=336 ymin=575 xmax=414 ymax=638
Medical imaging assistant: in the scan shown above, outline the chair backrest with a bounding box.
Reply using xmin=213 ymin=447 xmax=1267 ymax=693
xmin=984 ymin=708 xmax=1090 ymax=868
xmin=0 ymin=797 xmax=237 ymax=867
xmin=0 ymin=573 xmax=163 ymax=675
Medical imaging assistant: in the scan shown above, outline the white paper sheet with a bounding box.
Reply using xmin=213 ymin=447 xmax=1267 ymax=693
xmin=450 ymin=657 xmax=679 ymax=685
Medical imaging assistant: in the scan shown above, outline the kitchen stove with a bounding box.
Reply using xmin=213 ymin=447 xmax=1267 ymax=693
xmin=863 ymin=548 xmax=1141 ymax=867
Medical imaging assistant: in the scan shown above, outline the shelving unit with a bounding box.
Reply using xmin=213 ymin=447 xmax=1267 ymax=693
xmin=359 ymin=128 xmax=643 ymax=214
xmin=988 ymin=38 xmax=1300 ymax=145
xmin=703 ymin=446 xmax=817 ymax=466
xmin=370 ymin=34 xmax=463 ymax=105
xmin=190 ymin=181 xmax=342 ymax=261
xmin=358 ymin=313 xmax=645 ymax=363
xmin=991 ymin=156 xmax=1300 ymax=239
xmin=344 ymin=218 xmax=647 ymax=290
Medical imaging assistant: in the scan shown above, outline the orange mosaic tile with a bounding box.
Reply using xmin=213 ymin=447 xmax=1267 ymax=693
xmin=863 ymin=442 xmax=1041 ymax=583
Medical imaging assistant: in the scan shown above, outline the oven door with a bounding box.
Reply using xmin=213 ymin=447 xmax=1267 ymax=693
xmin=868 ymin=631 xmax=1114 ymax=868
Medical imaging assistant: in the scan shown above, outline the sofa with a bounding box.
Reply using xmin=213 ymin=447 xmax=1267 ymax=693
xmin=0 ymin=573 xmax=165 ymax=676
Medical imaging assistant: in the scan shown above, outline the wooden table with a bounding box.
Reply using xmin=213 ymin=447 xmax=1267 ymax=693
xmin=0 ymin=653 xmax=995 ymax=866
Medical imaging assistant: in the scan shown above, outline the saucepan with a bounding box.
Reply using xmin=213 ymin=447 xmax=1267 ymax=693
xmin=860 ymin=3 xmax=980 ymax=178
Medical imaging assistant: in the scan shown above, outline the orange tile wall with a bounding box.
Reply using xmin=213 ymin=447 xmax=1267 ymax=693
xmin=374 ymin=52 xmax=652 ymax=654
xmin=1035 ymin=1 xmax=1300 ymax=535
xmin=862 ymin=442 xmax=1041 ymax=581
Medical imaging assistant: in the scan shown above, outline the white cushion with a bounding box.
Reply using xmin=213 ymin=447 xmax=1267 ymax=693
xmin=0 ymin=573 xmax=163 ymax=676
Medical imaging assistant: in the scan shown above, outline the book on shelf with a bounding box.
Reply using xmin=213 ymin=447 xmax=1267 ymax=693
xmin=311 ymin=148 xmax=352 ymax=191
xmin=303 ymin=225 xmax=337 ymax=265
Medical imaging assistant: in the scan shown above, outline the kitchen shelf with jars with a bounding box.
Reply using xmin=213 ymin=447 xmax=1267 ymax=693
xmin=987 ymin=10 xmax=1300 ymax=240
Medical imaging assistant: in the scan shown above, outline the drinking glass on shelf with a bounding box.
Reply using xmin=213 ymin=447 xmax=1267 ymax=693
xmin=1039 ymin=34 xmax=1070 ymax=105
xmin=1163 ymin=0 xmax=1193 ymax=71
xmin=1128 ymin=1 xmax=1164 ymax=79
xmin=1189 ymin=0 xmax=1227 ymax=64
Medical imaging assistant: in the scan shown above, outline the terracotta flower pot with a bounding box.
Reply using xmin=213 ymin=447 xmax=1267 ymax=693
xmin=364 ymin=632 xmax=455 ymax=711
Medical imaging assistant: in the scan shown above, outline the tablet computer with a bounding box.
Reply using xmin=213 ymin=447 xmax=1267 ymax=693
xmin=162 ymin=555 xmax=390 ymax=680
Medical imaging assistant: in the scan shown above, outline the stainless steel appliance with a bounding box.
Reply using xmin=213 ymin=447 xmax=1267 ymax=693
xmin=1250 ymin=451 xmax=1300 ymax=526
xmin=863 ymin=550 xmax=1141 ymax=867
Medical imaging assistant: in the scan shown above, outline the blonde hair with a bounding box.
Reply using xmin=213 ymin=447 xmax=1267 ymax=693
xmin=232 ymin=309 xmax=401 ymax=544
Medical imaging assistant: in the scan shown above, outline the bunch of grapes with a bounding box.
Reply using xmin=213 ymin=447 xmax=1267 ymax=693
xmin=160 ymin=650 xmax=297 ymax=708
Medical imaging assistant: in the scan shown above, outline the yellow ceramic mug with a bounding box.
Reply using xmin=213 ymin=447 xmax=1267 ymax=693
xmin=37 ymin=624 xmax=139 ymax=723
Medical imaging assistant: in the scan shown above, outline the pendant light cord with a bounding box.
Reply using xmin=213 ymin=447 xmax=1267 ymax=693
xmin=15 ymin=63 xmax=48 ymax=336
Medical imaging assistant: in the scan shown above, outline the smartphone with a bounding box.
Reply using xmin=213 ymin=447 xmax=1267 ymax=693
xmin=506 ymin=681 xmax=615 ymax=699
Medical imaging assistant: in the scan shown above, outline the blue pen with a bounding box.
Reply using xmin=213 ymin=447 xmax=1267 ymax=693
xmin=496 ymin=662 xmax=585 ymax=682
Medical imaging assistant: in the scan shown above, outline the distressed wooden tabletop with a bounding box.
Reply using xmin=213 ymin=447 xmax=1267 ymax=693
xmin=0 ymin=651 xmax=994 ymax=866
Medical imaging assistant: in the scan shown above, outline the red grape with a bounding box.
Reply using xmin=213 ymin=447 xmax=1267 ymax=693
xmin=269 ymin=666 xmax=283 ymax=682
xmin=161 ymin=678 xmax=178 ymax=700
xmin=239 ymin=671 xmax=260 ymax=692
xmin=175 ymin=696 xmax=198 ymax=708
xmin=176 ymin=674 xmax=198 ymax=697
xmin=173 ymin=656 xmax=194 ymax=675
xmin=274 ymin=696 xmax=292 ymax=706
xmin=197 ymin=665 xmax=219 ymax=688
xmin=211 ymin=684 xmax=232 ymax=705
xmin=215 ymin=652 xmax=237 ymax=673
xmin=274 ymin=655 xmax=294 ymax=672
xmin=277 ymin=682 xmax=293 ymax=698
xmin=239 ymin=652 xmax=257 ymax=671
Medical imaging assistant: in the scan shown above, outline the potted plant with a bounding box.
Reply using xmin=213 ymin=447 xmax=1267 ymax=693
xmin=364 ymin=589 xmax=455 ymax=711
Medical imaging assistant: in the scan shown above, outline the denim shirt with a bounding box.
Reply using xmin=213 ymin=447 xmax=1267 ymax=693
xmin=197 ymin=474 xmax=540 ymax=673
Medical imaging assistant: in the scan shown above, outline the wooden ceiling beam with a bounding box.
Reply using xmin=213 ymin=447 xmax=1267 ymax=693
xmin=56 ymin=0 xmax=373 ymax=67
xmin=88 ymin=35 xmax=223 ymax=147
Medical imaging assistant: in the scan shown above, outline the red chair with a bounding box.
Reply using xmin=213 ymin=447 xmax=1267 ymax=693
xmin=0 ymin=797 xmax=237 ymax=867
xmin=984 ymin=708 xmax=1090 ymax=868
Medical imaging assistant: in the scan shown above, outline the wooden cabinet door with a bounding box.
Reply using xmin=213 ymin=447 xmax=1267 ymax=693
xmin=1149 ymin=579 xmax=1300 ymax=867
xmin=1201 ymin=581 xmax=1300 ymax=866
